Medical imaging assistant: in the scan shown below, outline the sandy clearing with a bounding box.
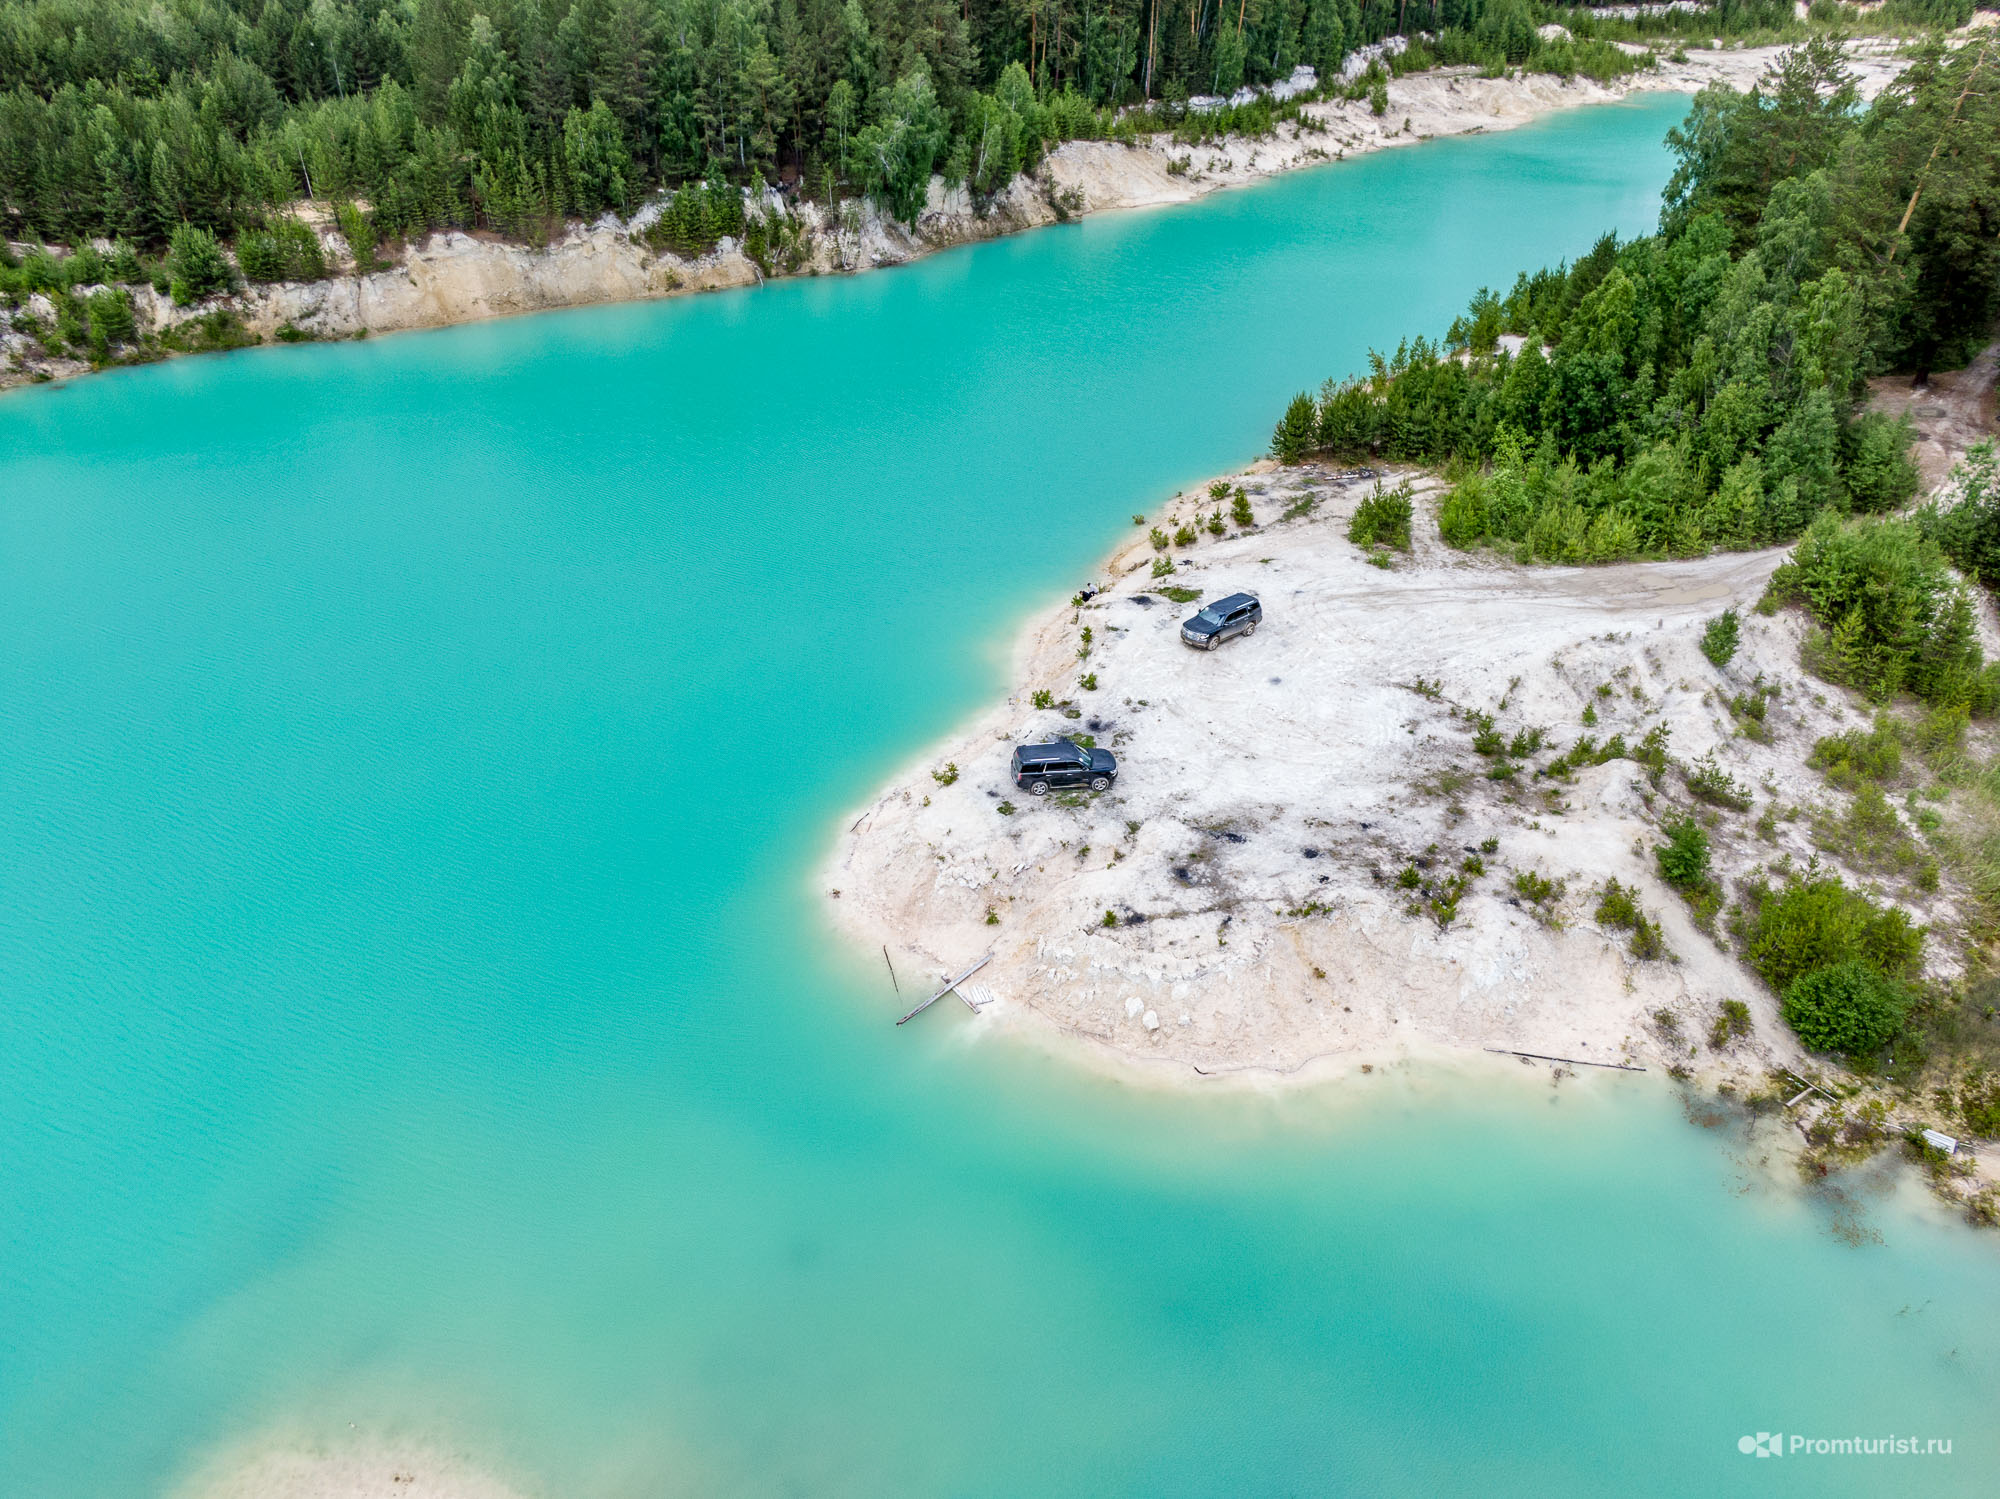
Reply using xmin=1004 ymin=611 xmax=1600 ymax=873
xmin=823 ymin=459 xmax=1968 ymax=1085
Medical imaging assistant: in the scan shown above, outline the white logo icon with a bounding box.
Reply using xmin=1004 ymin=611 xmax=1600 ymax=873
xmin=1738 ymin=1432 xmax=1784 ymax=1458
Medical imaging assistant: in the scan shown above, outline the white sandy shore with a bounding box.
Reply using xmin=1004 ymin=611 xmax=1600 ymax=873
xmin=824 ymin=333 xmax=1999 ymax=1089
xmin=1 ymin=42 xmax=1908 ymax=392
xmin=825 ymin=469 xmax=1836 ymax=1082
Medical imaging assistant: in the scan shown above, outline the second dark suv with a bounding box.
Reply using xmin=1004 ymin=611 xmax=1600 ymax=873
xmin=1180 ymin=592 xmax=1262 ymax=650
xmin=1010 ymin=737 xmax=1118 ymax=795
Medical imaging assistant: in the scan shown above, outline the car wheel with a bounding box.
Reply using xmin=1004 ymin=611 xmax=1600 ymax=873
xmin=1207 ymin=635 xmax=1220 ymax=651
xmin=1090 ymin=775 xmax=1111 ymax=791
xmin=1244 ymin=621 xmax=1256 ymax=636
xmin=1029 ymin=780 xmax=1051 ymax=796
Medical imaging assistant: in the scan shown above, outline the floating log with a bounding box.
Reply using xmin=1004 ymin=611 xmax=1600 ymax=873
xmin=1485 ymin=1047 xmax=1646 ymax=1073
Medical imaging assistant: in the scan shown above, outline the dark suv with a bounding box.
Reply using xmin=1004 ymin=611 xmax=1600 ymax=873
xmin=1180 ymin=592 xmax=1262 ymax=650
xmin=1010 ymin=737 xmax=1118 ymax=795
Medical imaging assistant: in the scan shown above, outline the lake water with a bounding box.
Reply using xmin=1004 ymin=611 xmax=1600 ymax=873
xmin=2 ymin=94 xmax=1994 ymax=1499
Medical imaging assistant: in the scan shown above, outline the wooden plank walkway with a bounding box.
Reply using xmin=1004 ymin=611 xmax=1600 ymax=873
xmin=897 ymin=954 xmax=993 ymax=1026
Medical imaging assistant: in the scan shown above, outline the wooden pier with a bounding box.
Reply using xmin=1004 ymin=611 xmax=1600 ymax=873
xmin=897 ymin=954 xmax=993 ymax=1026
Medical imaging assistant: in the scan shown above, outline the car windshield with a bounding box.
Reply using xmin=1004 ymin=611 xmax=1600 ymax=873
xmin=1195 ymin=608 xmax=1224 ymax=625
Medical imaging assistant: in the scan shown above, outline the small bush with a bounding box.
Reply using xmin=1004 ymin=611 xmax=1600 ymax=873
xmin=236 ymin=217 xmax=327 ymax=283
xmin=1031 ymin=690 xmax=1054 ymax=709
xmin=335 ymin=200 xmax=381 ymax=271
xmin=1173 ymin=524 xmax=1197 ymax=547
xmin=996 ymin=800 xmax=1016 ymax=815
xmin=1101 ymin=909 xmax=1118 ymax=927
xmin=1809 ymin=719 xmax=1901 ymax=788
xmin=1656 ymin=816 xmax=1710 ymax=889
xmin=1684 ymin=754 xmax=1752 ymax=810
xmin=1151 ymin=557 xmax=1175 ymax=578
xmin=1369 ymin=78 xmax=1388 ymax=116
xmin=1710 ymin=998 xmax=1752 ymax=1048
xmin=1205 ymin=509 xmax=1225 ymax=537
xmin=1513 ymin=868 xmax=1565 ymax=910
xmin=1700 ymin=609 xmax=1739 ymax=668
xmin=1782 ymin=961 xmax=1909 ymax=1056
xmin=1627 ymin=914 xmax=1669 ymax=961
xmin=1272 ymin=392 xmax=1319 ymax=462
xmin=931 ymin=762 xmax=959 ymax=786
xmin=1149 ymin=527 xmax=1169 ymax=551
xmin=1348 ymin=480 xmax=1413 ymax=552
xmin=1231 ymin=488 xmax=1254 ymax=527
xmin=1595 ymin=879 xmax=1643 ymax=928
xmin=1159 ymin=586 xmax=1201 ymax=603
xmin=1770 ymin=513 xmax=1994 ymax=710
xmin=1739 ymin=866 xmax=1924 ymax=995
xmin=1079 ymin=673 xmax=1098 ymax=691
xmin=166 ymin=222 xmax=233 ymax=305
xmin=158 ymin=309 xmax=257 ymax=353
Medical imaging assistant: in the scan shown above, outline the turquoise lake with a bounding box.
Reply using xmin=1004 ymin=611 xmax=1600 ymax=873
xmin=3 ymin=94 xmax=1996 ymax=1498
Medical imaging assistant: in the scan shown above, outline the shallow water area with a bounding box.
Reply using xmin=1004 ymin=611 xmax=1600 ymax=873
xmin=2 ymin=95 xmax=1996 ymax=1498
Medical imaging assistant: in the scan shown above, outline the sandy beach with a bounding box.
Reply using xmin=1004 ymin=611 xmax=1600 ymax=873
xmin=823 ymin=352 xmax=1999 ymax=1090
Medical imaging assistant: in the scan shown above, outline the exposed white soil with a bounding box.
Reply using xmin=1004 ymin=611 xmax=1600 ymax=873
xmin=1 ymin=42 xmax=1908 ymax=393
xmin=826 ymin=345 xmax=2000 ymax=1093
xmin=829 ymin=470 xmax=1835 ymax=1079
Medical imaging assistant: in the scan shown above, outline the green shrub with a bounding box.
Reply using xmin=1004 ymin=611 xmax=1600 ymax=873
xmin=1437 ymin=475 xmax=1488 ymax=549
xmin=1771 ymin=512 xmax=1994 ymax=709
xmin=1628 ymin=913 xmax=1669 ymax=961
xmin=1684 ymin=753 xmax=1752 ymax=810
xmin=166 ymin=222 xmax=233 ymax=305
xmin=1809 ymin=719 xmax=1901 ymax=787
xmin=1031 ymin=689 xmax=1054 ymax=709
xmin=1656 ymin=816 xmax=1710 ymax=889
xmin=1598 ymin=878 xmax=1668 ymax=958
xmin=1272 ymin=392 xmax=1319 ymax=463
xmin=1369 ymin=78 xmax=1388 ymax=116
xmin=1918 ymin=442 xmax=2000 ymax=583
xmin=236 ymin=217 xmax=326 ymax=283
xmin=1739 ymin=867 xmax=1924 ymax=995
xmin=931 ymin=762 xmax=958 ymax=786
xmin=1231 ymin=488 xmax=1254 ymax=527
xmin=1842 ymin=411 xmax=1921 ymax=513
xmin=1710 ymin=998 xmax=1752 ymax=1048
xmin=335 ymin=200 xmax=381 ymax=271
xmin=1596 ymin=879 xmax=1643 ymax=928
xmin=1348 ymin=480 xmax=1414 ymax=551
xmin=158 ymin=309 xmax=257 ymax=353
xmin=1159 ymin=586 xmax=1201 ymax=604
xmin=1782 ymin=961 xmax=1909 ymax=1055
xmin=1700 ymin=609 xmax=1739 ymax=667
